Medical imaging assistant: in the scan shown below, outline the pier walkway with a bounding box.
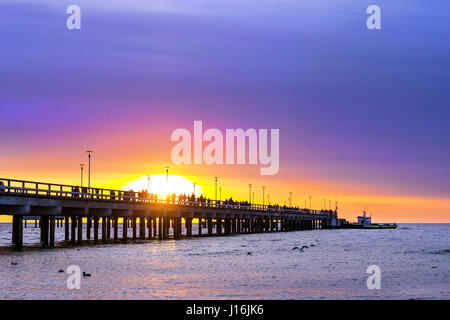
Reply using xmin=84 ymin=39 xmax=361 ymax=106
xmin=0 ymin=178 xmax=338 ymax=249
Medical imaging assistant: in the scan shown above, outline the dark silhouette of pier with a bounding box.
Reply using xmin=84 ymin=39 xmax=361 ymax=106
xmin=0 ymin=178 xmax=340 ymax=249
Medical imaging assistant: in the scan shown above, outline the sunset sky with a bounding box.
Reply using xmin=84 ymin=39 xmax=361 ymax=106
xmin=1 ymin=0 xmax=449 ymax=222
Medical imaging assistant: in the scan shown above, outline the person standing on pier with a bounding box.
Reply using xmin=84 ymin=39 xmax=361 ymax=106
xmin=0 ymin=181 xmax=5 ymax=193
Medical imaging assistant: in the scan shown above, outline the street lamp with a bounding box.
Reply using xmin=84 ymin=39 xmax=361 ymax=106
xmin=219 ymin=186 xmax=222 ymax=201
xmin=193 ymin=182 xmax=196 ymax=195
xmin=147 ymin=175 xmax=151 ymax=192
xmin=80 ymin=164 xmax=85 ymax=187
xmin=165 ymin=166 xmax=170 ymax=184
xmin=86 ymin=151 xmax=93 ymax=188
xmin=289 ymin=192 xmax=292 ymax=207
xmin=262 ymin=186 xmax=266 ymax=206
xmin=214 ymin=177 xmax=218 ymax=202
xmin=248 ymin=183 xmax=252 ymax=204
xmin=309 ymin=195 xmax=312 ymax=213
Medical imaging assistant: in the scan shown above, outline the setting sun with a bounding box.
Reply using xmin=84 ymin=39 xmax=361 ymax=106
xmin=121 ymin=174 xmax=202 ymax=198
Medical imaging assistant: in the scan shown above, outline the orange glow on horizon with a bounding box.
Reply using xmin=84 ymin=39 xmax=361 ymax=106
xmin=121 ymin=174 xmax=202 ymax=198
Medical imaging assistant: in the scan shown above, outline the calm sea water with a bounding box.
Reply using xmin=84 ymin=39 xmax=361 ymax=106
xmin=0 ymin=223 xmax=449 ymax=299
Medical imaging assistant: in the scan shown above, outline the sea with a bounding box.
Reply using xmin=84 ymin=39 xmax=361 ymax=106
xmin=0 ymin=223 xmax=449 ymax=299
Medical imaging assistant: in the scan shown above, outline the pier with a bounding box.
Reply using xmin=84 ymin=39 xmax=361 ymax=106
xmin=0 ymin=178 xmax=340 ymax=249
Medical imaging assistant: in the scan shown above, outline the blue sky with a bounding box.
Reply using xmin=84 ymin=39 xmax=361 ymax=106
xmin=0 ymin=0 xmax=449 ymax=208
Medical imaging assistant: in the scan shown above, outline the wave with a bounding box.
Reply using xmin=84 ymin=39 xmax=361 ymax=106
xmin=431 ymin=249 xmax=450 ymax=255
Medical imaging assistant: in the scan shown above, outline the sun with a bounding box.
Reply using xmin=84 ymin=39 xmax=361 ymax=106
xmin=122 ymin=174 xmax=202 ymax=198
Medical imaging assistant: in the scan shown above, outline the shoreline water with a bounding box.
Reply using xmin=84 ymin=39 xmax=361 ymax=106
xmin=0 ymin=223 xmax=449 ymax=299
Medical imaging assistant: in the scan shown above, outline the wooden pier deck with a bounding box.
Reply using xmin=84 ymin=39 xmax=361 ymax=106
xmin=0 ymin=178 xmax=339 ymax=249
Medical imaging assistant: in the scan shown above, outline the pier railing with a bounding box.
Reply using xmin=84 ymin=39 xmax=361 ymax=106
xmin=0 ymin=178 xmax=334 ymax=216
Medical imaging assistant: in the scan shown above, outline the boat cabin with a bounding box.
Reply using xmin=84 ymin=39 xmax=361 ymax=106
xmin=357 ymin=211 xmax=372 ymax=225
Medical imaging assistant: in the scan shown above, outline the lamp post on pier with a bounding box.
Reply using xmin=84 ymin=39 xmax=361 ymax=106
xmin=86 ymin=151 xmax=93 ymax=188
xmin=262 ymin=186 xmax=266 ymax=206
xmin=80 ymin=164 xmax=85 ymax=187
xmin=214 ymin=177 xmax=218 ymax=202
xmin=165 ymin=166 xmax=170 ymax=184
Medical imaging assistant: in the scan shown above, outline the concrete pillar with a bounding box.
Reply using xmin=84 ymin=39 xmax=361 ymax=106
xmin=132 ymin=217 xmax=137 ymax=240
xmin=207 ymin=218 xmax=213 ymax=235
xmin=173 ymin=219 xmax=177 ymax=239
xmin=122 ymin=217 xmax=128 ymax=242
xmin=107 ymin=217 xmax=111 ymax=239
xmin=101 ymin=217 xmax=106 ymax=242
xmin=198 ymin=218 xmax=202 ymax=235
xmin=94 ymin=217 xmax=99 ymax=243
xmin=87 ymin=217 xmax=91 ymax=239
xmin=65 ymin=217 xmax=69 ymax=241
xmin=12 ymin=215 xmax=23 ymax=249
xmin=49 ymin=216 xmax=55 ymax=247
xmin=157 ymin=218 xmax=161 ymax=240
xmin=186 ymin=218 xmax=192 ymax=237
xmin=77 ymin=216 xmax=83 ymax=244
xmin=140 ymin=217 xmax=146 ymax=240
xmin=165 ymin=219 xmax=170 ymax=239
xmin=41 ymin=216 xmax=49 ymax=247
xmin=216 ymin=219 xmax=222 ymax=235
xmin=114 ymin=217 xmax=118 ymax=241
xmin=147 ymin=218 xmax=152 ymax=239
xmin=153 ymin=218 xmax=157 ymax=238
xmin=70 ymin=217 xmax=76 ymax=244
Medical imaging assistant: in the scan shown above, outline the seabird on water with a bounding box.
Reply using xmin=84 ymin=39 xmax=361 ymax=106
xmin=292 ymin=246 xmax=309 ymax=252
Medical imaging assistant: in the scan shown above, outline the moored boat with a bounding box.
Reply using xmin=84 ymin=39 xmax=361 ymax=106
xmin=343 ymin=211 xmax=397 ymax=229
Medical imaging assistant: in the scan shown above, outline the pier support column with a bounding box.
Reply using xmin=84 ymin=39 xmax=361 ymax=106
xmin=94 ymin=217 xmax=99 ymax=243
xmin=70 ymin=217 xmax=76 ymax=243
xmin=216 ymin=219 xmax=222 ymax=235
xmin=186 ymin=218 xmax=192 ymax=237
xmin=114 ymin=217 xmax=118 ymax=242
xmin=101 ymin=218 xmax=107 ymax=242
xmin=12 ymin=215 xmax=24 ymax=249
xmin=49 ymin=216 xmax=55 ymax=248
xmin=107 ymin=217 xmax=111 ymax=239
xmin=207 ymin=218 xmax=213 ymax=235
xmin=87 ymin=218 xmax=91 ymax=239
xmin=122 ymin=217 xmax=128 ymax=242
xmin=140 ymin=217 xmax=146 ymax=240
xmin=165 ymin=219 xmax=170 ymax=239
xmin=65 ymin=217 xmax=69 ymax=241
xmin=153 ymin=218 xmax=157 ymax=238
xmin=147 ymin=217 xmax=152 ymax=239
xmin=158 ymin=218 xmax=163 ymax=240
xmin=77 ymin=216 xmax=83 ymax=244
xmin=198 ymin=218 xmax=202 ymax=235
xmin=132 ymin=217 xmax=137 ymax=240
xmin=41 ymin=216 xmax=49 ymax=247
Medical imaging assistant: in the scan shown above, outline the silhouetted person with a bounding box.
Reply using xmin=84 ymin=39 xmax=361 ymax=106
xmin=73 ymin=186 xmax=80 ymax=198
xmin=0 ymin=181 xmax=6 ymax=193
